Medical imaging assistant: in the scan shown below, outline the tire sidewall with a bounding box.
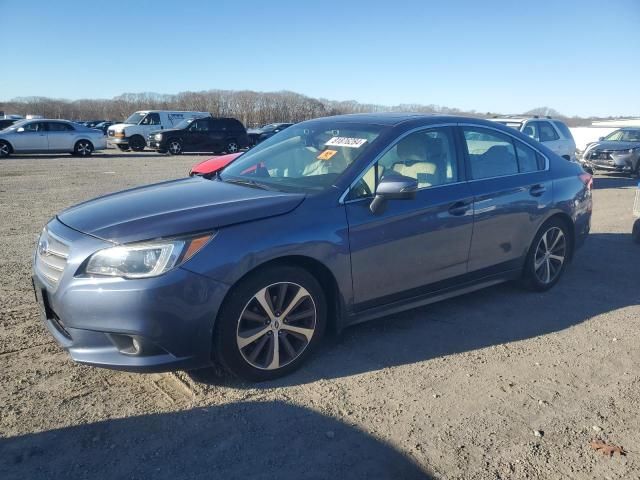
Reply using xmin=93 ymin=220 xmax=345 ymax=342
xmin=214 ymin=265 xmax=327 ymax=382
xmin=168 ymin=140 xmax=182 ymax=155
xmin=129 ymin=136 xmax=145 ymax=151
xmin=523 ymin=217 xmax=571 ymax=291
xmin=75 ymin=140 xmax=93 ymax=156
xmin=0 ymin=141 xmax=10 ymax=158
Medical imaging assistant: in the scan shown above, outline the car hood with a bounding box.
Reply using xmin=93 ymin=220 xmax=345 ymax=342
xmin=247 ymin=128 xmax=266 ymax=135
xmin=150 ymin=128 xmax=182 ymax=136
xmin=585 ymin=140 xmax=640 ymax=152
xmin=57 ymin=177 xmax=305 ymax=243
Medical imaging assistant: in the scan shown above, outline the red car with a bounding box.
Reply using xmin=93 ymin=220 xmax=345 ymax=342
xmin=188 ymin=152 xmax=243 ymax=176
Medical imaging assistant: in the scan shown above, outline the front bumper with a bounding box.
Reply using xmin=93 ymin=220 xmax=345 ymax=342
xmin=107 ymin=136 xmax=129 ymax=146
xmin=147 ymin=139 xmax=165 ymax=150
xmin=32 ymin=219 xmax=229 ymax=372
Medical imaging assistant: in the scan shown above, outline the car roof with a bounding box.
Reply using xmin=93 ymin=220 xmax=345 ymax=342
xmin=490 ymin=116 xmax=564 ymax=123
xmin=307 ymin=112 xmax=512 ymax=128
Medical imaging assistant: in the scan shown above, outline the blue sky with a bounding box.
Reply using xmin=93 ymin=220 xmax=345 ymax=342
xmin=1 ymin=0 xmax=638 ymax=117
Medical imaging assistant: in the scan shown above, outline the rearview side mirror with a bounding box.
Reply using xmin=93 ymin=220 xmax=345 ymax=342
xmin=598 ymin=136 xmax=604 ymax=141
xmin=16 ymin=127 xmax=25 ymax=133
xmin=370 ymin=173 xmax=418 ymax=214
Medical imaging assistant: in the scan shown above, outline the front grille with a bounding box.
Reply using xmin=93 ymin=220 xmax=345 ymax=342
xmin=590 ymin=151 xmax=611 ymax=160
xmin=35 ymin=229 xmax=70 ymax=289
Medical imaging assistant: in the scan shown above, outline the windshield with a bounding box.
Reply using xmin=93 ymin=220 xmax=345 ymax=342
xmin=175 ymin=118 xmax=197 ymax=129
xmin=124 ymin=112 xmax=146 ymax=124
xmin=220 ymin=121 xmax=385 ymax=193
xmin=603 ymin=129 xmax=640 ymax=142
xmin=3 ymin=119 xmax=28 ymax=131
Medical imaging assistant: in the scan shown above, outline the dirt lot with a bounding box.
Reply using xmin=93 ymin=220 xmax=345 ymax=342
xmin=1 ymin=151 xmax=639 ymax=479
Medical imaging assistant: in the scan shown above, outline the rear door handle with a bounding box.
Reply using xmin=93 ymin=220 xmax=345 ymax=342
xmin=448 ymin=200 xmax=471 ymax=216
xmin=529 ymin=184 xmax=546 ymax=197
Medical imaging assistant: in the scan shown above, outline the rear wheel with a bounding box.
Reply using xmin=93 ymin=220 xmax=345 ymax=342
xmin=129 ymin=135 xmax=146 ymax=152
xmin=522 ymin=218 xmax=571 ymax=291
xmin=116 ymin=144 xmax=130 ymax=152
xmin=225 ymin=140 xmax=239 ymax=153
xmin=0 ymin=141 xmax=11 ymax=158
xmin=167 ymin=140 xmax=182 ymax=155
xmin=74 ymin=140 xmax=94 ymax=157
xmin=214 ymin=265 xmax=326 ymax=381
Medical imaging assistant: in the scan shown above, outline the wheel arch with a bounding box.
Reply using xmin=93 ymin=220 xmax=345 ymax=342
xmin=216 ymin=255 xmax=347 ymax=336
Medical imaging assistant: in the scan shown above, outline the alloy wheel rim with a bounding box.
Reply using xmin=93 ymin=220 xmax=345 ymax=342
xmin=0 ymin=144 xmax=8 ymax=156
xmin=78 ymin=142 xmax=91 ymax=155
xmin=169 ymin=142 xmax=181 ymax=154
xmin=227 ymin=143 xmax=238 ymax=153
xmin=534 ymin=227 xmax=566 ymax=284
xmin=236 ymin=282 xmax=316 ymax=370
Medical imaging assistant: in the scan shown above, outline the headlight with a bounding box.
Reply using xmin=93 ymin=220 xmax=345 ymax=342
xmin=154 ymin=133 xmax=163 ymax=140
xmin=84 ymin=233 xmax=213 ymax=278
xmin=612 ymin=148 xmax=638 ymax=155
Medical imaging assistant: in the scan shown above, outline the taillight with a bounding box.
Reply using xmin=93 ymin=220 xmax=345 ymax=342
xmin=579 ymin=172 xmax=593 ymax=191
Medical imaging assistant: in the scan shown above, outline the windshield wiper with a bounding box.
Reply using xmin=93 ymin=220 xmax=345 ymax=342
xmin=222 ymin=177 xmax=273 ymax=191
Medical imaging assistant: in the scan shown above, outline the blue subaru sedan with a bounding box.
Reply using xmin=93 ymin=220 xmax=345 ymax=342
xmin=33 ymin=114 xmax=592 ymax=381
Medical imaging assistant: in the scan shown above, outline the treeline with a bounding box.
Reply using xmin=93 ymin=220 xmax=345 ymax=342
xmin=0 ymin=89 xmax=595 ymax=127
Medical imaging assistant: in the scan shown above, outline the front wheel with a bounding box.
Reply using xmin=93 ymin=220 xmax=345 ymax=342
xmin=116 ymin=144 xmax=130 ymax=152
xmin=0 ymin=141 xmax=11 ymax=158
xmin=74 ymin=140 xmax=94 ymax=157
xmin=522 ymin=218 xmax=571 ymax=291
xmin=167 ymin=140 xmax=182 ymax=155
xmin=129 ymin=135 xmax=146 ymax=152
xmin=214 ymin=265 xmax=326 ymax=381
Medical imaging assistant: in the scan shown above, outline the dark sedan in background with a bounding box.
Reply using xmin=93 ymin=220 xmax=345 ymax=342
xmin=247 ymin=122 xmax=293 ymax=145
xmin=582 ymin=127 xmax=640 ymax=177
xmin=33 ymin=114 xmax=591 ymax=381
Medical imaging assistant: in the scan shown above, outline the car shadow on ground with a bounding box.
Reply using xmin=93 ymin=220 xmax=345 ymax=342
xmin=0 ymin=401 xmax=432 ymax=480
xmin=592 ymin=173 xmax=638 ymax=190
xmin=190 ymin=231 xmax=640 ymax=388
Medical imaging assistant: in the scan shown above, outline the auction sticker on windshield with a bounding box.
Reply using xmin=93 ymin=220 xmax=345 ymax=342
xmin=325 ymin=137 xmax=367 ymax=148
xmin=317 ymin=149 xmax=337 ymax=160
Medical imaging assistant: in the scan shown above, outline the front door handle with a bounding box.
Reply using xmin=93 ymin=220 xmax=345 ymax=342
xmin=529 ymin=184 xmax=546 ymax=197
xmin=448 ymin=200 xmax=471 ymax=216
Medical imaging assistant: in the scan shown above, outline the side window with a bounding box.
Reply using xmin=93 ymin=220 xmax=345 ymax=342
xmin=539 ymin=121 xmax=559 ymax=142
xmin=141 ymin=113 xmax=161 ymax=125
xmin=521 ymin=122 xmax=539 ymax=141
xmin=463 ymin=127 xmax=518 ymax=179
xmin=190 ymin=119 xmax=210 ymax=132
xmin=515 ymin=140 xmax=546 ymax=173
xmin=23 ymin=122 xmax=44 ymax=132
xmin=348 ymin=127 xmax=459 ymax=199
xmin=210 ymin=119 xmax=223 ymax=131
xmin=48 ymin=122 xmax=73 ymax=132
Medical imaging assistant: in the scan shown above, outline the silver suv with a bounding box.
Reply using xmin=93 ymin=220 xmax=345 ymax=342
xmin=490 ymin=116 xmax=577 ymax=161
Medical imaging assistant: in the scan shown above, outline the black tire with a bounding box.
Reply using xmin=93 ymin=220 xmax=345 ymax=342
xmin=129 ymin=135 xmax=146 ymax=152
xmin=522 ymin=217 xmax=571 ymax=291
xmin=116 ymin=144 xmax=130 ymax=152
xmin=167 ymin=139 xmax=182 ymax=155
xmin=225 ymin=140 xmax=239 ymax=154
xmin=633 ymin=219 xmax=640 ymax=244
xmin=214 ymin=265 xmax=326 ymax=382
xmin=0 ymin=140 xmax=11 ymax=158
xmin=73 ymin=140 xmax=94 ymax=157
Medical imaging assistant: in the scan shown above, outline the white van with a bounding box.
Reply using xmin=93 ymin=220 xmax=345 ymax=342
xmin=107 ymin=110 xmax=209 ymax=151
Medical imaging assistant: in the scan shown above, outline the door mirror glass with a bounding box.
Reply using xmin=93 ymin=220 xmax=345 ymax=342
xmin=370 ymin=173 xmax=417 ymax=214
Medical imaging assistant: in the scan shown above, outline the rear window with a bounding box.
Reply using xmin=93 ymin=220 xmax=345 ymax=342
xmin=539 ymin=122 xmax=560 ymax=142
xmin=553 ymin=121 xmax=573 ymax=140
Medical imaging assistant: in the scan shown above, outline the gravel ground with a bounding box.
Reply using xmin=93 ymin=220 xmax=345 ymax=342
xmin=1 ymin=152 xmax=639 ymax=479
